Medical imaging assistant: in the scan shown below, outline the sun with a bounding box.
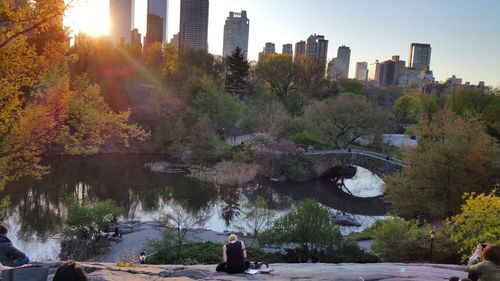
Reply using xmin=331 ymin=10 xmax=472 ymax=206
xmin=64 ymin=0 xmax=110 ymax=36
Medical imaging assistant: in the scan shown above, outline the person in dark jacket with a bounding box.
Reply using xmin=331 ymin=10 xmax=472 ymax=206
xmin=53 ymin=260 xmax=88 ymax=281
xmin=215 ymin=234 xmax=249 ymax=273
xmin=0 ymin=224 xmax=29 ymax=266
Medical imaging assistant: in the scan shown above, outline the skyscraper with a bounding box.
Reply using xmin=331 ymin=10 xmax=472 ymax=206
xmin=282 ymin=44 xmax=293 ymax=57
xmin=326 ymin=46 xmax=350 ymax=80
xmin=110 ymin=0 xmax=135 ymax=45
xmin=258 ymin=42 xmax=275 ymax=60
xmin=294 ymin=40 xmax=306 ymax=61
xmin=305 ymin=34 xmax=328 ymax=62
xmin=408 ymin=43 xmax=431 ymax=70
xmin=368 ymin=60 xmax=382 ymax=86
xmin=378 ymin=55 xmax=406 ymax=87
xmin=179 ymin=0 xmax=209 ymax=51
xmin=222 ymin=11 xmax=249 ymax=58
xmin=355 ymin=62 xmax=368 ymax=82
xmin=145 ymin=0 xmax=168 ymax=49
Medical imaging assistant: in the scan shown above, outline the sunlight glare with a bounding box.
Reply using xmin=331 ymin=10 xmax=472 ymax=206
xmin=64 ymin=0 xmax=110 ymax=36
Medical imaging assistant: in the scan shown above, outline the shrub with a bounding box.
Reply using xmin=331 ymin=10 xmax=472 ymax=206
xmin=289 ymin=131 xmax=325 ymax=148
xmin=371 ymin=217 xmax=429 ymax=262
xmin=261 ymin=199 xmax=342 ymax=259
xmin=446 ymin=190 xmax=500 ymax=261
xmin=145 ymin=231 xmax=222 ymax=265
xmin=66 ymin=198 xmax=124 ymax=239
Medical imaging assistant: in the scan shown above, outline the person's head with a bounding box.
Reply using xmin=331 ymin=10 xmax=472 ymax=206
xmin=483 ymin=244 xmax=500 ymax=265
xmin=0 ymin=224 xmax=8 ymax=236
xmin=53 ymin=260 xmax=88 ymax=281
xmin=228 ymin=233 xmax=237 ymax=242
xmin=448 ymin=277 xmax=460 ymax=281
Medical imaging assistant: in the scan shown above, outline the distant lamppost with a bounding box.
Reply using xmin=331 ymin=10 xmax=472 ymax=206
xmin=429 ymin=230 xmax=435 ymax=263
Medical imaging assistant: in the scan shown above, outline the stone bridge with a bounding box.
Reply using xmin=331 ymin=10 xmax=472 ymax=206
xmin=304 ymin=149 xmax=404 ymax=179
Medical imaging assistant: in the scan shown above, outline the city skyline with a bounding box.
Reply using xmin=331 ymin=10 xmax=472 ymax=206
xmin=64 ymin=0 xmax=500 ymax=86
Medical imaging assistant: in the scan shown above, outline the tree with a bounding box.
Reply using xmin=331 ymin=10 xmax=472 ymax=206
xmin=161 ymin=201 xmax=211 ymax=245
xmin=393 ymin=93 xmax=422 ymax=125
xmin=66 ymin=198 xmax=124 ymax=239
xmin=0 ymin=0 xmax=68 ymax=50
xmin=256 ymin=54 xmax=298 ymax=103
xmin=385 ymin=110 xmax=496 ymax=220
xmin=340 ymin=79 xmax=364 ymax=96
xmin=295 ymin=56 xmax=328 ymax=101
xmin=262 ymin=199 xmax=342 ymax=257
xmin=448 ymin=87 xmax=500 ymax=140
xmin=224 ymin=47 xmax=250 ymax=98
xmin=304 ymin=94 xmax=389 ymax=148
xmin=193 ymin=78 xmax=245 ymax=133
xmin=234 ymin=196 xmax=276 ymax=247
xmin=56 ymin=76 xmax=150 ymax=155
xmin=446 ymin=189 xmax=500 ymax=261
xmin=371 ymin=217 xmax=429 ymax=262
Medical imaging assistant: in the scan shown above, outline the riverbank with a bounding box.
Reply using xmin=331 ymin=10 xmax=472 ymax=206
xmin=36 ymin=262 xmax=468 ymax=280
xmin=89 ymin=221 xmax=238 ymax=263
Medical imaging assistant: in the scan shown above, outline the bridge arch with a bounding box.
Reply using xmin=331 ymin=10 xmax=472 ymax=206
xmin=304 ymin=150 xmax=403 ymax=179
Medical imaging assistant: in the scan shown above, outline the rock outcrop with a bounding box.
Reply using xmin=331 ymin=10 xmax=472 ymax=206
xmin=40 ymin=262 xmax=468 ymax=281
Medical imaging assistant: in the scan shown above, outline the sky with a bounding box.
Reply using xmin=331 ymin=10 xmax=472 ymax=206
xmin=65 ymin=0 xmax=500 ymax=87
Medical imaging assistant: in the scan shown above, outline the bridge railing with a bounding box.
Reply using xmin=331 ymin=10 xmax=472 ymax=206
xmin=304 ymin=149 xmax=404 ymax=166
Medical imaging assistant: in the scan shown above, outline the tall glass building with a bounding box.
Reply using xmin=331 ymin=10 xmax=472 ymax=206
xmin=222 ymin=11 xmax=249 ymax=59
xmin=145 ymin=0 xmax=168 ymax=48
xmin=408 ymin=43 xmax=432 ymax=70
xmin=179 ymin=0 xmax=209 ymax=51
xmin=110 ymin=0 xmax=134 ymax=45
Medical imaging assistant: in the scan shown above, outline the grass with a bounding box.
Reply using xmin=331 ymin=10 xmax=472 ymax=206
xmin=191 ymin=160 xmax=260 ymax=186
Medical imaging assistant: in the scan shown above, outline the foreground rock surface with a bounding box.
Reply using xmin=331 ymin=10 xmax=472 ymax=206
xmin=43 ymin=262 xmax=468 ymax=281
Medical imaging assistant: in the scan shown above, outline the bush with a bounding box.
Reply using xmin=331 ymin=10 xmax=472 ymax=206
xmin=371 ymin=217 xmax=429 ymax=262
xmin=446 ymin=190 xmax=500 ymax=262
xmin=66 ymin=198 xmax=124 ymax=239
xmin=289 ymin=131 xmax=325 ymax=148
xmin=145 ymin=231 xmax=222 ymax=265
xmin=261 ymin=199 xmax=342 ymax=259
xmin=60 ymin=238 xmax=110 ymax=261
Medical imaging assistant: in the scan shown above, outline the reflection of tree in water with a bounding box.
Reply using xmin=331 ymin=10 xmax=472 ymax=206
xmin=321 ymin=165 xmax=357 ymax=195
xmin=1 ymin=155 xmax=220 ymax=239
xmin=217 ymin=183 xmax=294 ymax=227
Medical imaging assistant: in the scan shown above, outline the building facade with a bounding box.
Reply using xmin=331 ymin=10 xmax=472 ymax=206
xmin=222 ymin=10 xmax=249 ymax=58
xmin=179 ymin=0 xmax=209 ymax=51
xmin=328 ymin=45 xmax=350 ymax=80
xmin=305 ymin=34 xmax=328 ymax=63
xmin=408 ymin=43 xmax=431 ymax=70
xmin=145 ymin=0 xmax=168 ymax=49
xmin=368 ymin=60 xmax=382 ymax=86
xmin=110 ymin=0 xmax=135 ymax=45
xmin=294 ymin=40 xmax=306 ymax=61
xmin=355 ymin=62 xmax=368 ymax=82
xmin=282 ymin=43 xmax=293 ymax=57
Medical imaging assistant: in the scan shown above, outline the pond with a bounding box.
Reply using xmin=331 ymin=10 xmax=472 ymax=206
xmin=0 ymin=154 xmax=388 ymax=261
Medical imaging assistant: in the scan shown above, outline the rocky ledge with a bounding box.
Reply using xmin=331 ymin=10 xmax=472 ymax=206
xmin=39 ymin=262 xmax=468 ymax=281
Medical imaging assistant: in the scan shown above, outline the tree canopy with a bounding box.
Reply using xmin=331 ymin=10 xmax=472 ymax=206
xmin=385 ymin=109 xmax=496 ymax=219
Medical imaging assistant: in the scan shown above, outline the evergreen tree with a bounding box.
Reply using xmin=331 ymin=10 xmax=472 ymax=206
xmin=224 ymin=47 xmax=250 ymax=98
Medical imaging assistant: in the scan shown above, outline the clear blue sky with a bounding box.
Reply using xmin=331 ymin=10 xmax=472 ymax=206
xmin=67 ymin=0 xmax=500 ymax=87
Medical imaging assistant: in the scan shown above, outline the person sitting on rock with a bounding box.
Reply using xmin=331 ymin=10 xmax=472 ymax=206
xmin=216 ymin=234 xmax=249 ymax=273
xmin=0 ymin=224 xmax=29 ymax=266
xmin=53 ymin=260 xmax=88 ymax=281
xmin=467 ymin=244 xmax=500 ymax=281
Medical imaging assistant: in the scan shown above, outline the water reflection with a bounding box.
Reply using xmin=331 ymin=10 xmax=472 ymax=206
xmin=0 ymin=154 xmax=387 ymax=260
